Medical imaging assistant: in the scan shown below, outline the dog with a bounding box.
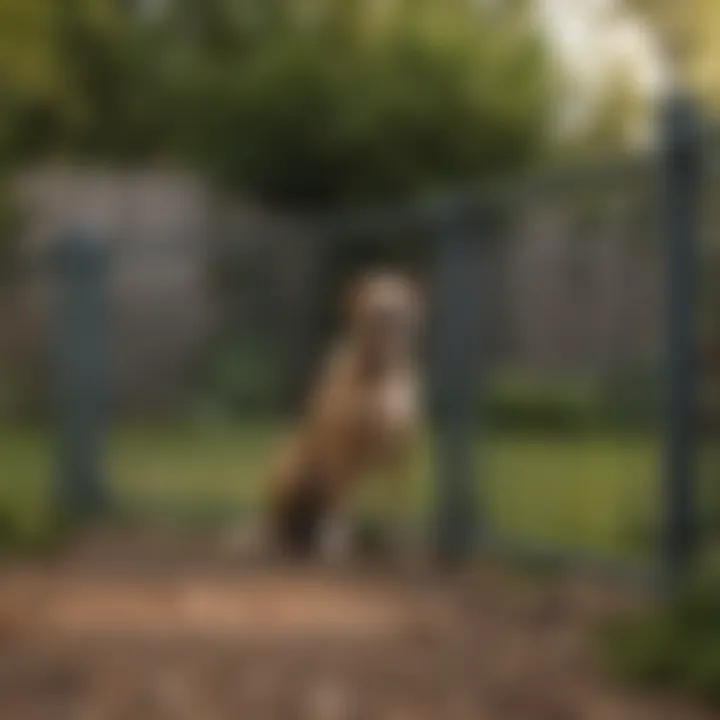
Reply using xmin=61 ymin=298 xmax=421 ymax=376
xmin=266 ymin=270 xmax=425 ymax=561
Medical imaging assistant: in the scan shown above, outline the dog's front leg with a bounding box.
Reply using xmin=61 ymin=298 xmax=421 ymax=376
xmin=318 ymin=507 xmax=355 ymax=565
xmin=312 ymin=438 xmax=358 ymax=565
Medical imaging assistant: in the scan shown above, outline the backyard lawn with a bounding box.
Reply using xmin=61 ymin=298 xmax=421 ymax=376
xmin=0 ymin=424 xmax=661 ymax=558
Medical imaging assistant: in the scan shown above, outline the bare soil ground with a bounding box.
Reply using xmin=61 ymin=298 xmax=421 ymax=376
xmin=0 ymin=529 xmax=715 ymax=720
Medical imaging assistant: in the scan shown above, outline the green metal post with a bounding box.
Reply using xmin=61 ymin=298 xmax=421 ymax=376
xmin=431 ymin=213 xmax=483 ymax=564
xmin=53 ymin=229 xmax=111 ymax=519
xmin=663 ymin=91 xmax=701 ymax=584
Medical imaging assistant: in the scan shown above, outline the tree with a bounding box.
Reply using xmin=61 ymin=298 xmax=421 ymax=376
xmin=0 ymin=0 xmax=177 ymax=163
xmin=628 ymin=0 xmax=720 ymax=112
xmin=0 ymin=0 xmax=556 ymax=210
xmin=0 ymin=0 xmax=66 ymax=256
xmin=559 ymin=58 xmax=655 ymax=160
xmin=0 ymin=0 xmax=62 ymax=163
xmin=174 ymin=0 xmax=555 ymax=209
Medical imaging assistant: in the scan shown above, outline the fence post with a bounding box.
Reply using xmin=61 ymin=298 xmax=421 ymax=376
xmin=662 ymin=90 xmax=701 ymax=584
xmin=431 ymin=210 xmax=484 ymax=564
xmin=52 ymin=229 xmax=111 ymax=520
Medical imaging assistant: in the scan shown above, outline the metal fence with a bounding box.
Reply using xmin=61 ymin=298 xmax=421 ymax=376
xmin=1 ymin=94 xmax=716 ymax=586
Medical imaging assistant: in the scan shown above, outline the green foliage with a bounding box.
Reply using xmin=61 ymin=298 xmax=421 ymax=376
xmin=182 ymin=0 xmax=552 ymax=207
xmin=196 ymin=338 xmax=287 ymax=420
xmin=0 ymin=0 xmax=61 ymax=105
xmin=563 ymin=62 xmax=652 ymax=158
xmin=603 ymin=578 xmax=720 ymax=703
xmin=0 ymin=471 xmax=71 ymax=556
xmin=602 ymin=361 xmax=664 ymax=431
xmin=484 ymin=372 xmax=603 ymax=433
xmin=1 ymin=0 xmax=181 ymax=163
xmin=0 ymin=504 xmax=70 ymax=556
xmin=0 ymin=0 xmax=554 ymax=208
xmin=483 ymin=366 xmax=662 ymax=433
xmin=627 ymin=0 xmax=719 ymax=112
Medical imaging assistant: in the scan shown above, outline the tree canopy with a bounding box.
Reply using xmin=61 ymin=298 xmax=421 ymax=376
xmin=628 ymin=0 xmax=720 ymax=112
xmin=0 ymin=0 xmax=556 ymax=209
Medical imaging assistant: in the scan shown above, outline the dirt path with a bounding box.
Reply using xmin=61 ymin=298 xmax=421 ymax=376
xmin=0 ymin=530 xmax=714 ymax=720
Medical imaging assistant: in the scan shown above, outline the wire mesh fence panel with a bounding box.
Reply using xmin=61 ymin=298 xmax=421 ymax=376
xmin=99 ymin=211 xmax=438 ymax=532
xmin=103 ymin=216 xmax=314 ymax=522
xmin=1 ymin=114 xmax=711 ymax=576
xmin=474 ymin=161 xmax=665 ymax=566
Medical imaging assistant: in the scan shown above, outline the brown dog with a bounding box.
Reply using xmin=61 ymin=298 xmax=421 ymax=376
xmin=267 ymin=270 xmax=425 ymax=559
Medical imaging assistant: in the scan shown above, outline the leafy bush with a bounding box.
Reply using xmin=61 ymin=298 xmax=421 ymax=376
xmin=174 ymin=0 xmax=553 ymax=208
xmin=602 ymin=361 xmax=664 ymax=431
xmin=483 ymin=371 xmax=605 ymax=433
xmin=196 ymin=338 xmax=287 ymax=421
xmin=0 ymin=496 xmax=71 ymax=556
xmin=482 ymin=366 xmax=663 ymax=433
xmin=602 ymin=578 xmax=720 ymax=704
xmin=2 ymin=0 xmax=555 ymax=209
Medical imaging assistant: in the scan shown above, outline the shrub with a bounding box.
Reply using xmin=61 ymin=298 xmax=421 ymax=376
xmin=601 ymin=360 xmax=664 ymax=431
xmin=0 ymin=498 xmax=70 ymax=556
xmin=602 ymin=578 xmax=720 ymax=704
xmin=179 ymin=0 xmax=553 ymax=209
xmin=195 ymin=338 xmax=287 ymax=421
xmin=481 ymin=365 xmax=664 ymax=434
xmin=483 ymin=371 xmax=605 ymax=433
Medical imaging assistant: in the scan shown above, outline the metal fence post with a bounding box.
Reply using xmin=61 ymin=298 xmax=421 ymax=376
xmin=53 ymin=229 xmax=111 ymax=520
xmin=430 ymin=210 xmax=483 ymax=564
xmin=662 ymin=91 xmax=701 ymax=583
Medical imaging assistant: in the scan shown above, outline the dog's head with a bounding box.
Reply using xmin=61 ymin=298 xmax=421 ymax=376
xmin=344 ymin=270 xmax=424 ymax=370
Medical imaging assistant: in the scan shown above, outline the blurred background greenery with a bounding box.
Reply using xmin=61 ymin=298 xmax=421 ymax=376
xmin=0 ymin=0 xmax=553 ymax=208
xmin=6 ymin=0 xmax=712 ymax=208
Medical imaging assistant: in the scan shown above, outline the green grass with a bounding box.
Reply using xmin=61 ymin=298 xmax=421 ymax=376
xmin=485 ymin=434 xmax=660 ymax=557
xmin=1 ymin=423 xmax=661 ymax=557
xmin=0 ymin=429 xmax=55 ymax=549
